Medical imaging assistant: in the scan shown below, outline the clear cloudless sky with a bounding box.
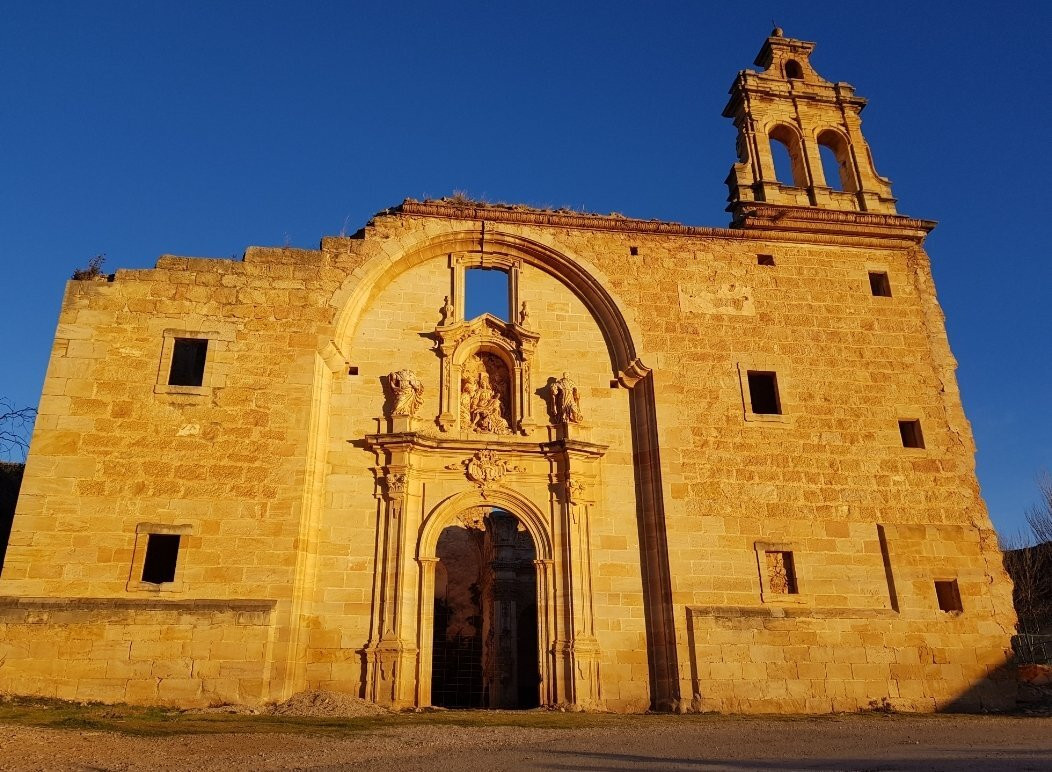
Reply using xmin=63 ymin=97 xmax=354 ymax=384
xmin=1 ymin=1 xmax=1049 ymax=538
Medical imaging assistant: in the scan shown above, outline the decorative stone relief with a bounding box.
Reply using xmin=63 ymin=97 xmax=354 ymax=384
xmin=460 ymin=354 xmax=511 ymax=435
xmin=431 ymin=312 xmax=539 ymax=435
xmin=440 ymin=296 xmax=454 ymax=326
xmin=550 ymin=372 xmax=584 ymax=424
xmin=518 ymin=301 xmax=530 ymax=327
xmin=385 ymin=472 xmax=407 ymax=497
xmin=565 ymin=476 xmax=586 ymax=505
xmin=388 ymin=370 xmax=424 ymax=417
xmin=446 ymin=450 xmax=525 ymax=496
xmin=457 ymin=506 xmax=488 ymax=531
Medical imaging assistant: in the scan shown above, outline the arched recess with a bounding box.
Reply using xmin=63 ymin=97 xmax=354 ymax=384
xmin=816 ymin=128 xmax=859 ymax=193
xmin=416 ymin=487 xmax=553 ymax=709
xmin=768 ymin=123 xmax=808 ymax=188
xmin=313 ymin=225 xmax=678 ymax=711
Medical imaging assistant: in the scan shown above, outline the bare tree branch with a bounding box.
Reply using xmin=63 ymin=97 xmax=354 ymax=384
xmin=0 ymin=399 xmax=36 ymax=462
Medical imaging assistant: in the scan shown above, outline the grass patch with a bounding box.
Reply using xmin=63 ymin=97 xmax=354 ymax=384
xmin=0 ymin=697 xmax=642 ymax=737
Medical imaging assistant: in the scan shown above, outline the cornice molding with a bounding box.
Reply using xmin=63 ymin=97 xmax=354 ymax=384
xmin=387 ymin=199 xmax=935 ymax=249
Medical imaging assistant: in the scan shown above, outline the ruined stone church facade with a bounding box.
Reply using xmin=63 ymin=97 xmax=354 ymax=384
xmin=0 ymin=31 xmax=1017 ymax=712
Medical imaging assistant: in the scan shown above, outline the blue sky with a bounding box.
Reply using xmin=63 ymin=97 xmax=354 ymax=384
xmin=1 ymin=2 xmax=1049 ymax=538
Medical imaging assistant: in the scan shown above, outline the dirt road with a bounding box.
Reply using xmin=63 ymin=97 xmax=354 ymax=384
xmin=1 ymin=712 xmax=1051 ymax=770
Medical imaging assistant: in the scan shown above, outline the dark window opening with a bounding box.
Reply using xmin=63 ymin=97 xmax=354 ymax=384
xmin=141 ymin=533 xmax=181 ymax=584
xmin=747 ymin=371 xmax=782 ymax=415
xmin=629 ymin=246 xmax=639 ymax=256
xmin=464 ymin=268 xmax=510 ymax=321
xmin=168 ymin=338 xmax=208 ymax=387
xmin=348 ymin=366 xmax=359 ymax=376
xmin=869 ymin=271 xmax=892 ymax=297
xmin=785 ymin=59 xmax=803 ymax=80
xmin=765 ymin=550 xmax=798 ymax=594
xmin=899 ymin=419 xmax=924 ymax=449
xmin=757 ymin=254 xmax=775 ymax=266
xmin=935 ymin=579 xmax=963 ymax=612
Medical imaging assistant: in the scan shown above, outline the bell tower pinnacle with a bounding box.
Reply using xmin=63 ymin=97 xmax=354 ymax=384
xmin=724 ymin=28 xmax=897 ymax=223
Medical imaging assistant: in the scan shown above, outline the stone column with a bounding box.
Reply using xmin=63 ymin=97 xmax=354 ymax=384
xmin=364 ymin=465 xmax=418 ymax=709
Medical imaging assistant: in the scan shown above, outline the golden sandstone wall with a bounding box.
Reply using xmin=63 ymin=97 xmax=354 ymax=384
xmin=0 ymin=202 xmax=1017 ymax=712
xmin=0 ymin=29 xmax=1020 ymax=713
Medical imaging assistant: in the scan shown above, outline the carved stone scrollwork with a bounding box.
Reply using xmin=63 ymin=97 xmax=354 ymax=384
xmin=457 ymin=506 xmax=488 ymax=530
xmin=385 ymin=472 xmax=407 ymax=497
xmin=388 ymin=370 xmax=424 ymax=418
xmin=446 ymin=449 xmax=526 ymax=497
xmin=565 ymin=476 xmax=585 ymax=506
xmin=550 ymin=372 xmax=584 ymax=424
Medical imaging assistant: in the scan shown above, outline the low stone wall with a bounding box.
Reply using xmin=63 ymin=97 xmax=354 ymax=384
xmin=685 ymin=606 xmax=1017 ymax=713
xmin=0 ymin=597 xmax=276 ymax=705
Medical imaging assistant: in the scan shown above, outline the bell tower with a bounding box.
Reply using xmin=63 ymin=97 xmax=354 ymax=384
xmin=724 ymin=28 xmax=897 ymax=223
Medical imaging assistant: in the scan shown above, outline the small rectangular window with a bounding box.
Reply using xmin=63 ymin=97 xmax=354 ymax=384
xmin=168 ymin=338 xmax=208 ymax=387
xmin=899 ymin=419 xmax=924 ymax=449
xmin=757 ymin=254 xmax=775 ymax=266
xmin=141 ymin=533 xmax=181 ymax=584
xmin=765 ymin=550 xmax=798 ymax=595
xmin=934 ymin=579 xmax=963 ymax=612
xmin=747 ymin=371 xmax=781 ymax=415
xmin=869 ymin=271 xmax=892 ymax=297
xmin=629 ymin=246 xmax=639 ymax=256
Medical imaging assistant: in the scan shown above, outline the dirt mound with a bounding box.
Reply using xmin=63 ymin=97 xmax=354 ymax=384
xmin=268 ymin=690 xmax=390 ymax=718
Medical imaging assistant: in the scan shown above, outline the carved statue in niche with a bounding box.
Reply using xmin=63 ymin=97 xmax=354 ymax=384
xmin=550 ymin=372 xmax=584 ymax=424
xmin=460 ymin=353 xmax=511 ymax=435
xmin=388 ymin=369 xmax=424 ymax=417
xmin=440 ymin=296 xmax=454 ymax=326
xmin=518 ymin=301 xmax=530 ymax=327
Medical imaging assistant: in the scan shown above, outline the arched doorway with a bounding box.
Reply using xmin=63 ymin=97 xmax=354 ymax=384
xmin=431 ymin=508 xmax=540 ymax=709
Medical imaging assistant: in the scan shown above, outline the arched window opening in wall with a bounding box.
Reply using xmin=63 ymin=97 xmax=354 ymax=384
xmin=784 ymin=59 xmax=803 ymax=80
xmin=464 ymin=267 xmax=510 ymax=321
xmin=816 ymin=130 xmax=858 ymax=192
xmin=768 ymin=125 xmax=807 ymax=187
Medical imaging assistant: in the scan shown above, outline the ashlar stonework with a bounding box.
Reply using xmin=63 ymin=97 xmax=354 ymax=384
xmin=0 ymin=30 xmax=1017 ymax=713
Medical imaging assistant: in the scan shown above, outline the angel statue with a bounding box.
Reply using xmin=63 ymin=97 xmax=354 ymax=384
xmin=550 ymin=372 xmax=584 ymax=424
xmin=388 ymin=369 xmax=424 ymax=417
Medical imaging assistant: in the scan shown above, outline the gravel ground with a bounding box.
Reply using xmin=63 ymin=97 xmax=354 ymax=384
xmin=1 ymin=713 xmax=1051 ymax=771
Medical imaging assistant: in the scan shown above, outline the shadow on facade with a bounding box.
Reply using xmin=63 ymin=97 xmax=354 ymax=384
xmin=0 ymin=462 xmax=24 ymax=572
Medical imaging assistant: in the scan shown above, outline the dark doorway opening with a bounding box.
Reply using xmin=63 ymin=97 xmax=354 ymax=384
xmin=431 ymin=509 xmax=539 ymax=709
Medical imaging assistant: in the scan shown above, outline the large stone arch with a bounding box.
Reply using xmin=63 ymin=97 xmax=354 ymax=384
xmin=291 ymin=223 xmax=679 ymax=711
